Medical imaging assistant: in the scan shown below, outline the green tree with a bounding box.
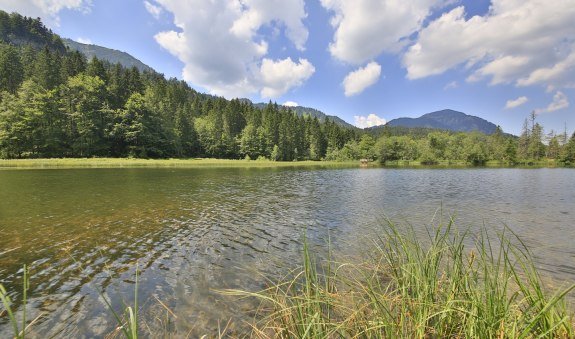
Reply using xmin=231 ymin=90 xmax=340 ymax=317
xmin=528 ymin=122 xmax=545 ymax=160
xmin=62 ymin=74 xmax=109 ymax=156
xmin=561 ymin=132 xmax=575 ymax=164
xmin=0 ymin=44 xmax=24 ymax=94
xmin=517 ymin=118 xmax=530 ymax=160
xmin=358 ymin=134 xmax=376 ymax=160
xmin=487 ymin=126 xmax=506 ymax=161
xmin=270 ymin=144 xmax=280 ymax=161
xmin=113 ymin=93 xmax=170 ymax=158
xmin=547 ymin=135 xmax=560 ymax=159
xmin=463 ymin=132 xmax=488 ymax=165
xmin=34 ymin=47 xmax=62 ymax=89
xmin=239 ymin=124 xmax=261 ymax=159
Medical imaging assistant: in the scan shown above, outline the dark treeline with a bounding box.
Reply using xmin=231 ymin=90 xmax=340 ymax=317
xmin=1 ymin=10 xmax=574 ymax=165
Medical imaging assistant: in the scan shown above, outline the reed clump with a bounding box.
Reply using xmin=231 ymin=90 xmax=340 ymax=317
xmin=224 ymin=220 xmax=575 ymax=338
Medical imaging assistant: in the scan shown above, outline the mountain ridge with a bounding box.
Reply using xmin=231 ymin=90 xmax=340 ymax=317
xmin=383 ymin=109 xmax=499 ymax=134
xmin=63 ymin=38 xmax=153 ymax=73
xmin=251 ymin=101 xmax=356 ymax=129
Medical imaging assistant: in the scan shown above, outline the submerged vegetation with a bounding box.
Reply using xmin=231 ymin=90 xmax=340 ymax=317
xmin=225 ymin=221 xmax=575 ymax=338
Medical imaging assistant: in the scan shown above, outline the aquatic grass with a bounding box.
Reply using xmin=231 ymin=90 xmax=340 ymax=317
xmin=0 ymin=265 xmax=30 ymax=338
xmin=225 ymin=219 xmax=575 ymax=338
xmin=0 ymin=265 xmax=37 ymax=339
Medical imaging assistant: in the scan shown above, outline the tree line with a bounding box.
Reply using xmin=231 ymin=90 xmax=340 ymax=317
xmin=0 ymin=10 xmax=574 ymax=165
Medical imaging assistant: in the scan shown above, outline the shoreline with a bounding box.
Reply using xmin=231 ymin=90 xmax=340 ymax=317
xmin=0 ymin=158 xmax=361 ymax=169
xmin=0 ymin=157 xmax=568 ymax=169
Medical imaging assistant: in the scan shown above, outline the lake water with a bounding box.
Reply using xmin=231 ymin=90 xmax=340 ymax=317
xmin=1 ymin=167 xmax=574 ymax=337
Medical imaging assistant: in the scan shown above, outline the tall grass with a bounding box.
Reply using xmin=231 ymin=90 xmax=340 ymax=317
xmin=224 ymin=220 xmax=575 ymax=338
xmin=0 ymin=265 xmax=29 ymax=339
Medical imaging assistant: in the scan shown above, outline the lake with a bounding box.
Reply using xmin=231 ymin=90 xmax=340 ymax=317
xmin=1 ymin=167 xmax=574 ymax=337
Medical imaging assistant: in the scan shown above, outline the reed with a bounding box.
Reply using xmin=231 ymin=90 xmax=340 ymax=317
xmin=224 ymin=219 xmax=575 ymax=338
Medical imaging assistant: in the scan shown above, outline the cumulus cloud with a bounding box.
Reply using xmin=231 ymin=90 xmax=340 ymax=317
xmin=260 ymin=58 xmax=315 ymax=98
xmin=537 ymin=91 xmax=569 ymax=113
xmin=230 ymin=0 xmax=308 ymax=51
xmin=320 ymin=0 xmax=445 ymax=64
xmin=404 ymin=1 xmax=575 ymax=89
xmin=282 ymin=101 xmax=299 ymax=107
xmin=144 ymin=0 xmax=163 ymax=19
xmin=342 ymin=62 xmax=381 ymax=96
xmin=153 ymin=0 xmax=311 ymax=98
xmin=505 ymin=96 xmax=528 ymax=109
xmin=354 ymin=113 xmax=386 ymax=128
xmin=0 ymin=0 xmax=92 ymax=26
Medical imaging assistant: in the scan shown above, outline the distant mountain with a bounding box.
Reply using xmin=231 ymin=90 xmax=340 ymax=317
xmin=385 ymin=109 xmax=498 ymax=134
xmin=63 ymin=38 xmax=153 ymax=73
xmin=251 ymin=102 xmax=355 ymax=129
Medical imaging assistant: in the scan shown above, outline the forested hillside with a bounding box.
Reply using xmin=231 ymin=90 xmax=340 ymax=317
xmin=0 ymin=10 xmax=356 ymax=160
xmin=0 ymin=10 xmax=574 ymax=165
xmin=63 ymin=38 xmax=153 ymax=73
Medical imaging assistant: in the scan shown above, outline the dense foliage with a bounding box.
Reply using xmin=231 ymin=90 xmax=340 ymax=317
xmin=0 ymin=11 xmax=357 ymax=160
xmin=0 ymin=10 xmax=573 ymax=165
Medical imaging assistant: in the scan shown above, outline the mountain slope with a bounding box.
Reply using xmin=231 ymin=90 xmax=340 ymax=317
xmin=0 ymin=10 xmax=66 ymax=52
xmin=63 ymin=38 xmax=153 ymax=72
xmin=385 ymin=109 xmax=498 ymax=134
xmin=253 ymin=102 xmax=355 ymax=129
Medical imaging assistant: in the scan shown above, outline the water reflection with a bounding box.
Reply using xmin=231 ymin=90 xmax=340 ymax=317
xmin=0 ymin=167 xmax=574 ymax=336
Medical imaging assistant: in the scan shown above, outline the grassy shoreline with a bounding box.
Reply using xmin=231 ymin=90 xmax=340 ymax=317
xmin=382 ymin=159 xmax=565 ymax=168
xmin=0 ymin=157 xmax=569 ymax=169
xmin=0 ymin=158 xmax=361 ymax=169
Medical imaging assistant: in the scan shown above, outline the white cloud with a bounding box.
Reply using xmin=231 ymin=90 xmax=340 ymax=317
xmin=354 ymin=113 xmax=386 ymax=128
xmin=144 ymin=0 xmax=163 ymax=19
xmin=537 ymin=91 xmax=569 ymax=113
xmin=320 ymin=0 xmax=445 ymax=64
xmin=517 ymin=50 xmax=575 ymax=88
xmin=283 ymin=101 xmax=299 ymax=107
xmin=154 ymin=0 xmax=311 ymax=98
xmin=404 ymin=1 xmax=575 ymax=90
xmin=0 ymin=0 xmax=92 ymax=26
xmin=76 ymin=37 xmax=92 ymax=44
xmin=230 ymin=0 xmax=308 ymax=51
xmin=260 ymin=58 xmax=315 ymax=98
xmin=505 ymin=96 xmax=528 ymax=109
xmin=342 ymin=62 xmax=381 ymax=96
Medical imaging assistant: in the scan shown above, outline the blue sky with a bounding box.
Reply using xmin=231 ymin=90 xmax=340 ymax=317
xmin=1 ymin=0 xmax=574 ymax=136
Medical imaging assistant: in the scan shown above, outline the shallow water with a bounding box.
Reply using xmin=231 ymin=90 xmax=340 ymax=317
xmin=0 ymin=167 xmax=574 ymax=337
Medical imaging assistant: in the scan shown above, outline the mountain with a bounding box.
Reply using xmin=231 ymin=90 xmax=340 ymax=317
xmin=63 ymin=38 xmax=153 ymax=72
xmin=252 ymin=102 xmax=355 ymax=129
xmin=385 ymin=109 xmax=498 ymax=134
xmin=0 ymin=10 xmax=66 ymax=52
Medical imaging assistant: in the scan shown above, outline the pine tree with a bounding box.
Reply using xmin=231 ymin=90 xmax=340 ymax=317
xmin=0 ymin=44 xmax=24 ymax=93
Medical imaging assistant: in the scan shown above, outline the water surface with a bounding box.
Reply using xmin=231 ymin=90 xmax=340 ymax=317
xmin=0 ymin=167 xmax=574 ymax=337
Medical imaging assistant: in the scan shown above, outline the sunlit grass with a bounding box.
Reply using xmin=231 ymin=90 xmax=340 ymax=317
xmin=0 ymin=158 xmax=361 ymax=169
xmin=223 ymin=219 xmax=575 ymax=338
